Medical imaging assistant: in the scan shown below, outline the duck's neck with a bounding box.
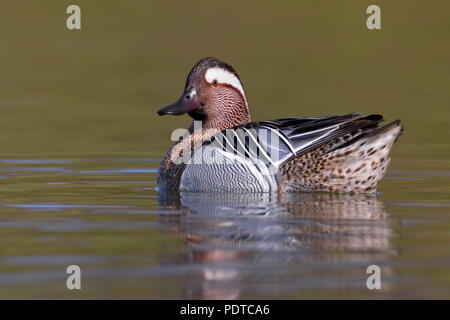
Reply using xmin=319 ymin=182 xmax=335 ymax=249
xmin=200 ymin=99 xmax=250 ymax=132
xmin=160 ymin=124 xmax=218 ymax=172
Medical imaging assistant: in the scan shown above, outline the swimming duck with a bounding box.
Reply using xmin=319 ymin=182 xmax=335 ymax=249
xmin=157 ymin=57 xmax=403 ymax=193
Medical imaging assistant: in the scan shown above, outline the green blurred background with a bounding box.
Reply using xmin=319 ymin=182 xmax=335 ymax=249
xmin=1 ymin=0 xmax=448 ymax=167
xmin=0 ymin=0 xmax=449 ymax=299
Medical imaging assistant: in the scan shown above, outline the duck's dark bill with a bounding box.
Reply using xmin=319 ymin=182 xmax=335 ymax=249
xmin=157 ymin=92 xmax=201 ymax=116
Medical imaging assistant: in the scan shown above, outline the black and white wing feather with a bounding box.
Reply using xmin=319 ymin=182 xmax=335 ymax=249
xmin=204 ymin=113 xmax=385 ymax=168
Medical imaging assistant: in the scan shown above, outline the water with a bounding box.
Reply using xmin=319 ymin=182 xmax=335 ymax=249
xmin=0 ymin=1 xmax=449 ymax=299
xmin=0 ymin=158 xmax=448 ymax=299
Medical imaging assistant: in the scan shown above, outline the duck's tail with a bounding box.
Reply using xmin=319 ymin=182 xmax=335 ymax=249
xmin=280 ymin=120 xmax=403 ymax=193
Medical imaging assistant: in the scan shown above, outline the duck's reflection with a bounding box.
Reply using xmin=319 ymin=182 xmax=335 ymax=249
xmin=158 ymin=191 xmax=395 ymax=299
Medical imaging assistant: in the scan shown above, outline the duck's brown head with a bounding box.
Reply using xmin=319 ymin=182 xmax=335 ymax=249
xmin=157 ymin=57 xmax=250 ymax=131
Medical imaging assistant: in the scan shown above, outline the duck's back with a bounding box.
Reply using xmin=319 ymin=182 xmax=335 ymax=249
xmin=162 ymin=113 xmax=403 ymax=193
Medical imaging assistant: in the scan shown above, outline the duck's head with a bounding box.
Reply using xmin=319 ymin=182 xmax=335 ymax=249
xmin=157 ymin=57 xmax=250 ymax=130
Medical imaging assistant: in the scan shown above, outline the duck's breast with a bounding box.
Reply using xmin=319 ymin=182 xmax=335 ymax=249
xmin=179 ymin=146 xmax=279 ymax=193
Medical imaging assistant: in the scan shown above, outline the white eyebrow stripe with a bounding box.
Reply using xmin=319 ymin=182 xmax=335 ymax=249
xmin=204 ymin=67 xmax=247 ymax=105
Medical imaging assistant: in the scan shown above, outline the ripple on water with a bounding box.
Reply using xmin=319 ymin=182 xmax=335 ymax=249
xmin=0 ymin=159 xmax=75 ymax=164
xmin=0 ymin=167 xmax=157 ymax=174
xmin=2 ymin=255 xmax=108 ymax=266
xmin=387 ymin=202 xmax=450 ymax=207
xmin=0 ymin=219 xmax=160 ymax=232
xmin=2 ymin=203 xmax=131 ymax=212
xmin=0 ymin=158 xmax=448 ymax=298
xmin=45 ymin=181 xmax=156 ymax=185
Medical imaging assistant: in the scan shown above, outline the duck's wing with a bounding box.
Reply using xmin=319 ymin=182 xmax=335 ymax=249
xmin=204 ymin=113 xmax=385 ymax=168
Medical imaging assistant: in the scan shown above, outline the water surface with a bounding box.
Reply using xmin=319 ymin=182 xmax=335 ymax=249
xmin=0 ymin=158 xmax=448 ymax=299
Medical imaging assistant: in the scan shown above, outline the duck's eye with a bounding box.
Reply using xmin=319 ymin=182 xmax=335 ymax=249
xmin=212 ymin=79 xmax=218 ymax=86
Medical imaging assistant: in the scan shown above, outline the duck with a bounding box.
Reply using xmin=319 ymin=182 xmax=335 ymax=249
xmin=156 ymin=57 xmax=403 ymax=193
